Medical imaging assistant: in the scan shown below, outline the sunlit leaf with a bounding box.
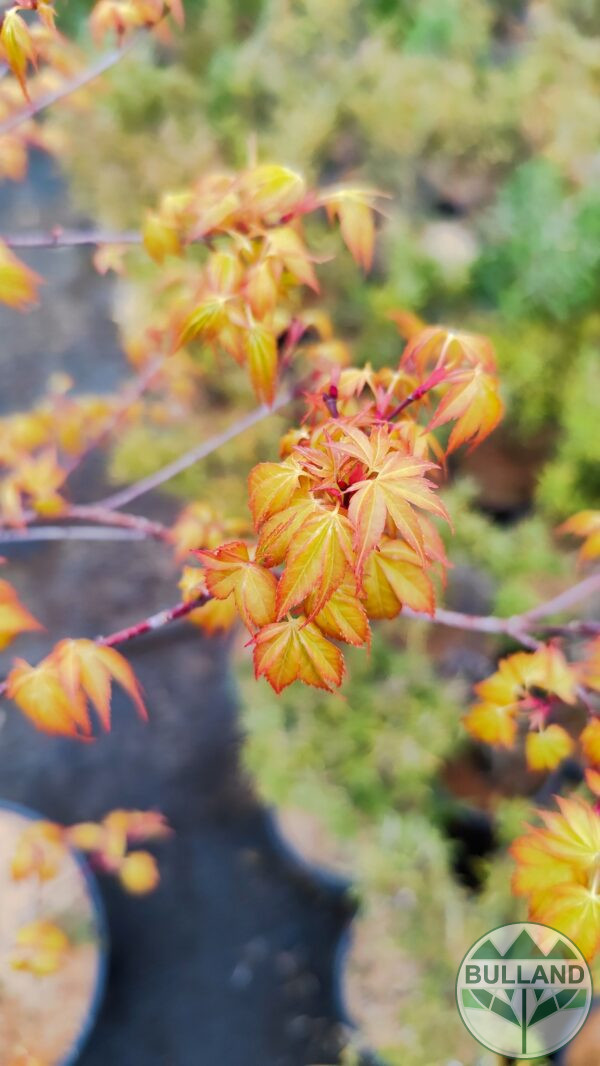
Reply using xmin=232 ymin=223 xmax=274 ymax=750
xmin=6 ymin=657 xmax=91 ymax=737
xmin=307 ymin=576 xmax=370 ymax=647
xmin=195 ymin=540 xmax=277 ymax=631
xmin=0 ymin=239 xmax=42 ymax=309
xmin=0 ymin=9 xmax=36 ymax=99
xmin=244 ymin=321 xmax=278 ymax=405
xmin=248 ymin=459 xmax=303 ymax=528
xmin=558 ymin=511 xmax=600 ymax=562
xmin=253 ymin=616 xmax=344 ymax=693
xmin=53 ymin=638 xmax=147 ymax=730
xmin=464 ymin=701 xmax=518 ymax=747
xmin=428 ymin=365 xmax=504 ymax=453
xmin=525 ymin=724 xmax=574 ymax=771
xmin=276 ymin=506 xmax=354 ymax=619
xmin=0 ymin=579 xmax=42 ymax=650
xmin=362 ymin=538 xmax=435 ymax=618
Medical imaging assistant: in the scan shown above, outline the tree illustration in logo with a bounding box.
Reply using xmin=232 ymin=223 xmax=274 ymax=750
xmin=462 ymin=931 xmax=588 ymax=1054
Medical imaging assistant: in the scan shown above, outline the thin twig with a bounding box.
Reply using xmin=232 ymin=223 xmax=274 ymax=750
xmin=537 ymin=620 xmax=600 ymax=639
xmin=386 ymin=366 xmax=447 ymax=421
xmin=0 ymin=525 xmax=147 ymax=544
xmin=67 ymin=505 xmax=170 ymax=541
xmin=400 ymin=605 xmax=541 ymax=650
xmin=521 ymin=573 xmax=600 ymax=622
xmin=94 ymin=388 xmax=294 ymax=512
xmin=98 ymin=593 xmax=209 ymax=647
xmin=3 ymin=228 xmax=144 ymax=249
xmin=0 ymin=38 xmax=138 ymax=138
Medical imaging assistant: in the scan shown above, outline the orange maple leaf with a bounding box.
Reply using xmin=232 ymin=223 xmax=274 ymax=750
xmin=323 ymin=188 xmax=380 ymax=271
xmin=464 ymin=646 xmax=577 ymax=759
xmin=7 ymin=657 xmax=91 ymax=737
xmin=195 ymin=540 xmax=277 ymax=631
xmin=0 ymin=579 xmax=42 ymax=650
xmin=7 ymin=640 xmax=146 ymax=737
xmin=0 ymin=239 xmax=42 ymax=309
xmin=362 ymin=538 xmax=436 ymax=619
xmin=512 ymin=798 xmax=600 ymax=959
xmin=275 ymin=506 xmax=354 ymax=619
xmin=428 ymin=365 xmax=504 ymax=453
xmin=558 ymin=511 xmax=600 ymax=562
xmin=248 ymin=459 xmax=303 ymax=528
xmin=253 ymin=616 xmax=344 ymax=693
xmin=306 ymin=575 xmax=370 ymax=647
xmin=53 ymin=638 xmax=147 ymax=731
xmin=341 ymin=428 xmax=448 ymax=570
xmin=525 ymin=724 xmax=574 ymax=772
xmin=0 ymin=9 xmax=37 ymax=100
xmin=400 ymin=325 xmax=497 ymax=377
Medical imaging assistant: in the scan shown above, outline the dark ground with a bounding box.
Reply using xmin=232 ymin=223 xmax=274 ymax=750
xmin=0 ymin=154 xmax=350 ymax=1066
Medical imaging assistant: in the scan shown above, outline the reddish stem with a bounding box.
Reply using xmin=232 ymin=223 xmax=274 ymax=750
xmin=387 ymin=366 xmax=447 ymax=421
xmin=67 ymin=505 xmax=170 ymax=541
xmin=98 ymin=594 xmax=209 ymax=647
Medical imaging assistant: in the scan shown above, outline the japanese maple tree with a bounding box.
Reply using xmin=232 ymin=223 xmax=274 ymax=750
xmin=0 ymin=0 xmax=599 ymax=1025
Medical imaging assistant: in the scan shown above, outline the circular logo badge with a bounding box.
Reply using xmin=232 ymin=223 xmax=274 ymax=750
xmin=456 ymin=922 xmax=593 ymax=1058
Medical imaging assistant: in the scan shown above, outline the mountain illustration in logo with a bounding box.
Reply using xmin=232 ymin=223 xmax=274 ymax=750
xmin=471 ymin=930 xmax=578 ymax=961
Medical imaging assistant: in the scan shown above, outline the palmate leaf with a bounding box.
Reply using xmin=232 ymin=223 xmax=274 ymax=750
xmin=248 ymin=459 xmax=303 ymax=527
xmin=195 ymin=540 xmax=277 ymax=631
xmin=428 ymin=365 xmax=504 ymax=453
xmin=346 ymin=452 xmax=448 ymax=572
xmin=362 ymin=538 xmax=435 ymax=619
xmin=253 ymin=616 xmax=344 ymax=693
xmin=0 ymin=579 xmax=43 ymax=651
xmin=306 ymin=575 xmax=370 ymax=647
xmin=275 ymin=507 xmax=354 ymax=619
xmin=255 ymin=495 xmax=319 ymax=567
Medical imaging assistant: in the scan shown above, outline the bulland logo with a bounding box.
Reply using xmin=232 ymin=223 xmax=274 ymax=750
xmin=456 ymin=922 xmax=593 ymax=1058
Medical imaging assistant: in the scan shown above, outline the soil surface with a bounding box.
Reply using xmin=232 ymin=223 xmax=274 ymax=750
xmin=0 ymin=153 xmax=349 ymax=1066
xmin=0 ymin=808 xmax=101 ymax=1066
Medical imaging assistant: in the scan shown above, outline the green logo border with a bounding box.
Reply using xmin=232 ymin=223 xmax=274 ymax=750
xmin=455 ymin=921 xmax=594 ymax=1059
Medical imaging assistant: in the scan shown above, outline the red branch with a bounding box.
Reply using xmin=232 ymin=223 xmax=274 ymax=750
xmin=66 ymin=505 xmax=170 ymax=541
xmin=98 ymin=594 xmax=209 ymax=647
xmin=387 ymin=366 xmax=448 ymax=421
